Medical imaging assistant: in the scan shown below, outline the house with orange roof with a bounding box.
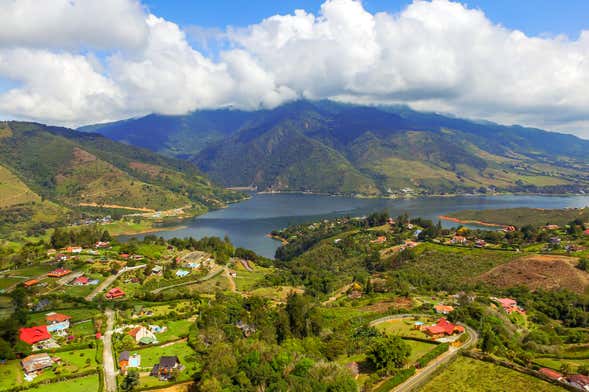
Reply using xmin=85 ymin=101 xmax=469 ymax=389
xmin=434 ymin=304 xmax=454 ymax=315
xmin=45 ymin=312 xmax=71 ymax=332
xmin=47 ymin=268 xmax=71 ymax=278
xmin=24 ymin=279 xmax=40 ymax=288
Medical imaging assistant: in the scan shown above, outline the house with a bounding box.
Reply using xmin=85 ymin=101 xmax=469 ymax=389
xmin=45 ymin=312 xmax=71 ymax=332
xmin=503 ymin=226 xmax=517 ymax=232
xmin=543 ymin=225 xmax=560 ymax=231
xmin=539 ymin=368 xmax=563 ymax=381
xmin=494 ymin=297 xmax=526 ymax=315
xmin=105 ymin=287 xmax=125 ymax=299
xmin=584 ymin=229 xmax=589 ymax=236
xmin=568 ymin=374 xmax=589 ymax=391
xmin=55 ymin=254 xmax=68 ymax=262
xmin=451 ymin=235 xmax=467 ymax=245
xmin=425 ymin=318 xmax=464 ymax=338
xmin=150 ymin=356 xmax=183 ymax=380
xmin=434 ymin=304 xmax=454 ymax=315
xmin=474 ymin=239 xmax=487 ymax=248
xmin=186 ymin=262 xmax=200 ymax=269
xmin=119 ymin=351 xmax=130 ymax=369
xmin=175 ymin=269 xmax=189 ymax=278
xmin=65 ymin=246 xmax=82 ymax=254
xmin=95 ymin=241 xmax=110 ymax=248
xmin=128 ymin=326 xmax=157 ymax=344
xmin=47 ymin=268 xmax=71 ymax=278
xmin=151 ymin=265 xmax=163 ymax=275
xmin=19 ymin=326 xmax=51 ymax=345
xmin=21 ymin=353 xmax=54 ymax=374
xmin=73 ymin=276 xmax=90 ymax=286
xmin=24 ymin=279 xmax=40 ymax=288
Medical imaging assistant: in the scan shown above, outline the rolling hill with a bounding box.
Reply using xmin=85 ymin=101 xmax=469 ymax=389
xmin=0 ymin=121 xmax=243 ymax=234
xmin=81 ymin=100 xmax=589 ymax=196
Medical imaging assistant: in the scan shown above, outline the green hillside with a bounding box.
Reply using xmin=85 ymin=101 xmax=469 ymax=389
xmin=0 ymin=121 xmax=243 ymax=234
xmin=83 ymin=101 xmax=589 ymax=196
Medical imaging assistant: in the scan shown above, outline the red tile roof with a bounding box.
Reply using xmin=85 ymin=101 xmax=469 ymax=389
xmin=106 ymin=287 xmax=125 ymax=299
xmin=74 ymin=276 xmax=89 ymax=285
xmin=45 ymin=313 xmax=71 ymax=323
xmin=539 ymin=368 xmax=562 ymax=380
xmin=19 ymin=326 xmax=51 ymax=345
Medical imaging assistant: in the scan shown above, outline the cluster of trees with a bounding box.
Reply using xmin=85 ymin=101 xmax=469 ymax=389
xmin=188 ymin=292 xmax=358 ymax=391
xmin=169 ymin=236 xmax=235 ymax=264
xmin=50 ymin=225 xmax=111 ymax=248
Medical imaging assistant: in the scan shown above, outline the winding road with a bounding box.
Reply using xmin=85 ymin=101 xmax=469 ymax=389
xmin=369 ymin=315 xmax=479 ymax=392
xmin=103 ymin=308 xmax=117 ymax=392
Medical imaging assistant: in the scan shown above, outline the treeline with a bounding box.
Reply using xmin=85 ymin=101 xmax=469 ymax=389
xmin=50 ymin=225 xmax=112 ymax=249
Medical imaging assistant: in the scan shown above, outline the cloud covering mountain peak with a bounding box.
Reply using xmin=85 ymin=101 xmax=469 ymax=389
xmin=0 ymin=0 xmax=588 ymax=137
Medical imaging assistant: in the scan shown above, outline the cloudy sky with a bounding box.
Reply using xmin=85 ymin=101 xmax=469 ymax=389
xmin=1 ymin=0 xmax=589 ymax=138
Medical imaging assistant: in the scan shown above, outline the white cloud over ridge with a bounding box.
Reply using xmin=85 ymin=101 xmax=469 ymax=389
xmin=0 ymin=0 xmax=588 ymax=137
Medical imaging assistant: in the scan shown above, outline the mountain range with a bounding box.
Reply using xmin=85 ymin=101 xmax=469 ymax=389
xmin=81 ymin=100 xmax=589 ymax=196
xmin=0 ymin=121 xmax=242 ymax=234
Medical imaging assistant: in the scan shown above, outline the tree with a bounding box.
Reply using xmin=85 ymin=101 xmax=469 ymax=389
xmin=121 ymin=369 xmax=139 ymax=391
xmin=366 ymin=335 xmax=411 ymax=371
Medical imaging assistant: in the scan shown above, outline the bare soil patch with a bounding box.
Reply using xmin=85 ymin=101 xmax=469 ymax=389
xmin=360 ymin=297 xmax=412 ymax=313
xmin=477 ymin=254 xmax=589 ymax=294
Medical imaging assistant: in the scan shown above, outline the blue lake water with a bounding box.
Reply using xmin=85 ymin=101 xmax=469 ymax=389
xmin=120 ymin=193 xmax=589 ymax=258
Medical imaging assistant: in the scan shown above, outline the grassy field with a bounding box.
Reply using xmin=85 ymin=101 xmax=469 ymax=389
xmin=375 ymin=317 xmax=437 ymax=339
xmin=0 ymin=348 xmax=98 ymax=391
xmin=393 ymin=243 xmax=520 ymax=291
xmin=446 ymin=207 xmax=589 ymax=227
xmin=31 ymin=375 xmax=99 ymax=392
xmin=0 ymin=164 xmax=40 ymax=208
xmin=232 ymin=261 xmax=274 ymax=291
xmin=156 ymin=318 xmax=193 ymax=343
xmin=406 ymin=340 xmax=438 ymax=363
xmin=133 ymin=341 xmax=198 ymax=389
xmin=421 ymin=356 xmax=565 ymax=392
xmin=29 ymin=307 xmax=101 ymax=325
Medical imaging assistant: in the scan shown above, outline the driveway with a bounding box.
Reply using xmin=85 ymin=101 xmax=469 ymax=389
xmin=102 ymin=308 xmax=117 ymax=392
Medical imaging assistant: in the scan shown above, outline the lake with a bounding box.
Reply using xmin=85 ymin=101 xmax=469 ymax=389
xmin=120 ymin=193 xmax=589 ymax=258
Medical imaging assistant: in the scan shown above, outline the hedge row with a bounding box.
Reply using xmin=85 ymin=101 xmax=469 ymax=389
xmin=0 ymin=369 xmax=98 ymax=392
xmin=374 ymin=368 xmax=416 ymax=392
xmin=416 ymin=343 xmax=449 ymax=368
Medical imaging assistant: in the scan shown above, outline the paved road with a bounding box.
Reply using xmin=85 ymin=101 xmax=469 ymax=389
xmin=150 ymin=265 xmax=223 ymax=294
xmin=392 ymin=324 xmax=479 ymax=392
xmin=102 ymin=308 xmax=117 ymax=392
xmin=85 ymin=264 xmax=146 ymax=301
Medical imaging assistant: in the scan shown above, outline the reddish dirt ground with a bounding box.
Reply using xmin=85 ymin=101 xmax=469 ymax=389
xmin=477 ymin=254 xmax=589 ymax=294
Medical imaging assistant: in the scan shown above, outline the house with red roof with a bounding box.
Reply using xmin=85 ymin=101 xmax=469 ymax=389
xmin=106 ymin=287 xmax=125 ymax=299
xmin=538 ymin=368 xmax=563 ymax=381
xmin=567 ymin=374 xmax=589 ymax=391
xmin=19 ymin=326 xmax=51 ymax=345
xmin=47 ymin=268 xmax=71 ymax=278
xmin=73 ymin=276 xmax=90 ymax=286
xmin=425 ymin=318 xmax=464 ymax=338
xmin=493 ymin=297 xmax=526 ymax=315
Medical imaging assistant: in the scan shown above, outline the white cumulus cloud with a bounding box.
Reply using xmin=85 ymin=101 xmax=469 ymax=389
xmin=0 ymin=0 xmax=588 ymax=137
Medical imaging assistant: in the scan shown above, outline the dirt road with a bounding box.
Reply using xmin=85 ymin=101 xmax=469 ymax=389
xmin=150 ymin=265 xmax=223 ymax=294
xmin=102 ymin=308 xmax=117 ymax=392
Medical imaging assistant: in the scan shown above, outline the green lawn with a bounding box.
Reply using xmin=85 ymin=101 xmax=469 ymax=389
xmin=0 ymin=349 xmax=98 ymax=391
xmin=31 ymin=374 xmax=99 ymax=392
xmin=421 ymin=356 xmax=565 ymax=392
xmin=156 ymin=318 xmax=194 ymax=343
xmin=405 ymin=340 xmax=438 ymax=363
xmin=132 ymin=341 xmax=199 ymax=389
xmin=232 ymin=262 xmax=274 ymax=291
xmin=374 ymin=317 xmax=437 ymax=339
xmin=29 ymin=307 xmax=100 ymax=325
xmin=0 ymin=277 xmax=25 ymax=289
